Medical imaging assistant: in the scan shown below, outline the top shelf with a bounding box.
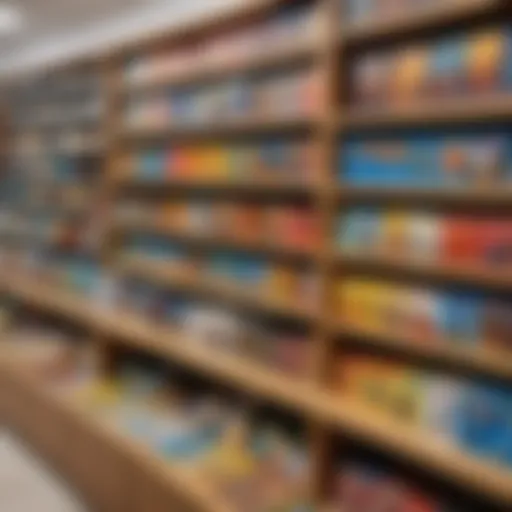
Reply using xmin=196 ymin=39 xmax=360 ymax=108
xmin=118 ymin=0 xmax=504 ymax=96
xmin=342 ymin=0 xmax=502 ymax=47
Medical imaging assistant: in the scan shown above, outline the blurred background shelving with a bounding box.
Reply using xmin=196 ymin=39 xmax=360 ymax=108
xmin=1 ymin=0 xmax=511 ymax=511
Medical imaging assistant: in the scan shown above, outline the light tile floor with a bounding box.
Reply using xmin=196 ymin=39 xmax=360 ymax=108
xmin=0 ymin=429 xmax=89 ymax=512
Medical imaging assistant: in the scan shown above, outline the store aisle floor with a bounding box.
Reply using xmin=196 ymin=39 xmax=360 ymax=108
xmin=0 ymin=430 xmax=88 ymax=512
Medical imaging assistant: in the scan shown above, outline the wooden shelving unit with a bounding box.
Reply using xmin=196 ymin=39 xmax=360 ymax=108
xmin=2 ymin=0 xmax=512 ymax=510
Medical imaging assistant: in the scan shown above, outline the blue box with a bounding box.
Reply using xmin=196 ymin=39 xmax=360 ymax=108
xmin=441 ymin=293 xmax=483 ymax=345
xmin=456 ymin=384 xmax=511 ymax=462
xmin=338 ymin=208 xmax=380 ymax=251
xmin=428 ymin=36 xmax=466 ymax=96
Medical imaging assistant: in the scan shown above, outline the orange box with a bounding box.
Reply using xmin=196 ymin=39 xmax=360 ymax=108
xmin=232 ymin=205 xmax=266 ymax=242
xmin=391 ymin=45 xmax=429 ymax=107
xmin=441 ymin=217 xmax=481 ymax=265
xmin=267 ymin=265 xmax=299 ymax=302
xmin=466 ymin=29 xmax=509 ymax=94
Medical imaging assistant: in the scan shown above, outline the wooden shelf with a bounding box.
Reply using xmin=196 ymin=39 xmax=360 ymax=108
xmin=343 ymin=95 xmax=512 ymax=129
xmin=116 ymin=257 xmax=318 ymax=322
xmin=121 ymin=115 xmax=315 ymax=140
xmin=116 ymin=220 xmax=316 ymax=261
xmin=123 ymin=43 xmax=316 ymax=95
xmin=339 ymin=252 xmax=512 ymax=292
xmin=117 ymin=178 xmax=315 ymax=198
xmin=342 ymin=0 xmax=501 ymax=46
xmin=338 ymin=186 xmax=512 ymax=208
xmin=2 ymin=276 xmax=512 ymax=508
xmin=2 ymin=275 xmax=99 ymax=326
xmin=0 ymin=360 xmax=233 ymax=512
xmin=336 ymin=323 xmax=512 ymax=381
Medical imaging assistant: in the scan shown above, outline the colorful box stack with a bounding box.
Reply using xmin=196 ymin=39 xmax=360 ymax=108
xmin=119 ymin=237 xmax=319 ymax=311
xmin=117 ymin=199 xmax=320 ymax=251
xmin=343 ymin=132 xmax=512 ymax=188
xmin=126 ymin=139 xmax=318 ymax=185
xmin=126 ymin=69 xmax=321 ymax=129
xmin=333 ymin=356 xmax=512 ymax=470
xmin=338 ymin=208 xmax=512 ymax=268
xmin=338 ymin=278 xmax=512 ymax=351
xmin=208 ymin=251 xmax=318 ymax=309
xmin=352 ymin=26 xmax=512 ymax=109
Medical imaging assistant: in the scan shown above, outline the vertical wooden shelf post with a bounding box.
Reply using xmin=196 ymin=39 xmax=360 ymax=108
xmin=309 ymin=0 xmax=340 ymax=504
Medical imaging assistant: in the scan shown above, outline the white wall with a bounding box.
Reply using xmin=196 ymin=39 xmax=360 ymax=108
xmin=0 ymin=0 xmax=242 ymax=76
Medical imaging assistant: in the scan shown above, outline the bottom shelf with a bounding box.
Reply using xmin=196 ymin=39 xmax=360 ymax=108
xmin=0 ymin=359 xmax=233 ymax=512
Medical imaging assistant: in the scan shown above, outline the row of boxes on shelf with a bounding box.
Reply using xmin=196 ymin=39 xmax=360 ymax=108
xmin=344 ymin=132 xmax=512 ymax=188
xmin=123 ymin=140 xmax=318 ymax=183
xmin=123 ymin=236 xmax=319 ymax=309
xmin=339 ymin=208 xmax=512 ymax=268
xmin=0 ymin=327 xmax=313 ymax=512
xmin=345 ymin=0 xmax=466 ymax=25
xmin=353 ymin=26 xmax=512 ymax=108
xmin=117 ymin=200 xmax=320 ymax=250
xmin=334 ymin=355 xmax=512 ymax=470
xmin=125 ymin=70 xmax=321 ymax=129
xmin=2 ymin=238 xmax=318 ymax=315
xmin=339 ymin=279 xmax=512 ymax=351
xmin=119 ymin=278 xmax=310 ymax=377
xmin=125 ymin=4 xmax=319 ymax=87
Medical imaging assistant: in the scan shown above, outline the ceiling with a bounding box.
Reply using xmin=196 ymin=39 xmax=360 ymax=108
xmin=0 ymin=0 xmax=240 ymax=76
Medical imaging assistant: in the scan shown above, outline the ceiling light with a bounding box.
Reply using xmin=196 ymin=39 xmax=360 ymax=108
xmin=0 ymin=3 xmax=22 ymax=36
